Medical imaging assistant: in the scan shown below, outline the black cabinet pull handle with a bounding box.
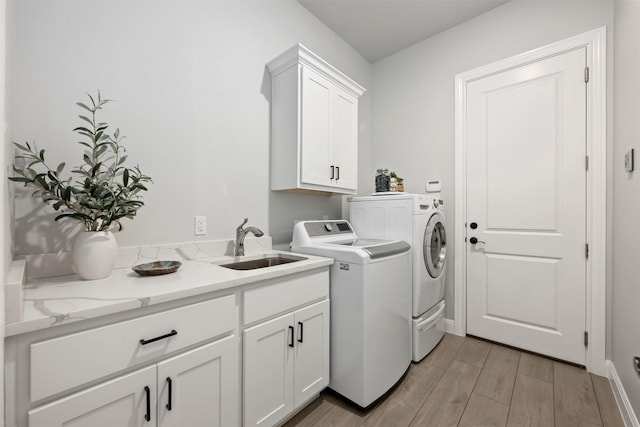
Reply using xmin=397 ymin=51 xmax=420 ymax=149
xmin=288 ymin=325 xmax=295 ymax=347
xmin=330 ymin=165 xmax=335 ymax=180
xmin=298 ymin=321 xmax=304 ymax=343
xmin=336 ymin=166 xmax=340 ymax=181
xmin=165 ymin=377 xmax=173 ymax=411
xmin=144 ymin=386 xmax=151 ymax=422
xmin=139 ymin=329 xmax=177 ymax=345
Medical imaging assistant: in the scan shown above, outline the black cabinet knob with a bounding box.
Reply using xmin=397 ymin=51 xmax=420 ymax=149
xmin=470 ymin=222 xmax=478 ymax=229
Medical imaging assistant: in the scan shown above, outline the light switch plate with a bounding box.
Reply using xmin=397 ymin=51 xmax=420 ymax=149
xmin=625 ymin=148 xmax=634 ymax=172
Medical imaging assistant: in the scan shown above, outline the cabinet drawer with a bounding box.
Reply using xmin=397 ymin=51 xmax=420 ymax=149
xmin=31 ymin=295 xmax=236 ymax=402
xmin=243 ymin=270 xmax=328 ymax=325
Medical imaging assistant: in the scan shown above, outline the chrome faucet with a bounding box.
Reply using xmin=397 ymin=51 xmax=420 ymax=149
xmin=235 ymin=218 xmax=264 ymax=256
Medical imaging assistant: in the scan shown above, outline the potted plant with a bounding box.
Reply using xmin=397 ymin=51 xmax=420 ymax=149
xmin=10 ymin=92 xmax=152 ymax=280
xmin=390 ymin=171 xmax=404 ymax=192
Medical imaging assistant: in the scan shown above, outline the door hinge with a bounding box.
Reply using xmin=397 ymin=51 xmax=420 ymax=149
xmin=584 ymin=331 xmax=589 ymax=347
xmin=586 ymin=155 xmax=589 ymax=171
xmin=585 ymin=243 xmax=589 ymax=258
xmin=585 ymin=67 xmax=590 ymax=83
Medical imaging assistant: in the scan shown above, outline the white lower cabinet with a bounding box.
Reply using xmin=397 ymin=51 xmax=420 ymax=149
xmin=28 ymin=336 xmax=239 ymax=427
xmin=6 ymin=269 xmax=330 ymax=427
xmin=243 ymin=299 xmax=330 ymax=427
xmin=293 ymin=300 xmax=330 ymax=406
xmin=29 ymin=365 xmax=156 ymax=427
xmin=244 ymin=313 xmax=295 ymax=426
xmin=157 ymin=337 xmax=239 ymax=427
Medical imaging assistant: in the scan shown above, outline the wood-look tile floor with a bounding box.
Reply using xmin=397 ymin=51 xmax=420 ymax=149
xmin=284 ymin=334 xmax=625 ymax=427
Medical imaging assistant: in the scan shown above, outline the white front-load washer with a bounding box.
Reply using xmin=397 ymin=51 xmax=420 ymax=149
xmin=349 ymin=193 xmax=447 ymax=361
xmin=291 ymin=220 xmax=412 ymax=408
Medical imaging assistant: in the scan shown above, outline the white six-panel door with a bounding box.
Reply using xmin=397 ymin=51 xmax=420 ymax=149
xmin=466 ymin=47 xmax=587 ymax=365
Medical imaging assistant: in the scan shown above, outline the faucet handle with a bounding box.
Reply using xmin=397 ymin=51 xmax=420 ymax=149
xmin=237 ymin=217 xmax=248 ymax=230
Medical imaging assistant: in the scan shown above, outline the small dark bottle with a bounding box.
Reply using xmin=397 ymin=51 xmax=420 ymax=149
xmin=381 ymin=169 xmax=390 ymax=191
xmin=375 ymin=169 xmax=386 ymax=192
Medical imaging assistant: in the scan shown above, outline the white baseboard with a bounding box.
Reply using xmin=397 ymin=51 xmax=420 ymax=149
xmin=608 ymin=360 xmax=640 ymax=427
xmin=443 ymin=318 xmax=457 ymax=334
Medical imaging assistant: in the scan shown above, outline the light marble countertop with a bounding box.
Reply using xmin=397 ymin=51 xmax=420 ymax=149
xmin=6 ymin=251 xmax=333 ymax=337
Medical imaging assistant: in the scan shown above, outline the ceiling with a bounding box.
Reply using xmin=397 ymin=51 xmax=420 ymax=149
xmin=298 ymin=0 xmax=510 ymax=63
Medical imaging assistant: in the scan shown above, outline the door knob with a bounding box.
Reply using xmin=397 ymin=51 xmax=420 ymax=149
xmin=469 ymin=237 xmax=486 ymax=244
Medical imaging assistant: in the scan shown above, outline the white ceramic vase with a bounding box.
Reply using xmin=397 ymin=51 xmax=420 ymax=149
xmin=72 ymin=231 xmax=118 ymax=280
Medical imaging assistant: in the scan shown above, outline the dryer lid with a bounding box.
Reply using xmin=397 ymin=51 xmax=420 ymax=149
xmin=338 ymin=239 xmax=410 ymax=259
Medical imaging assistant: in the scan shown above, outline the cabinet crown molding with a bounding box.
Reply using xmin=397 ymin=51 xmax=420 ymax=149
xmin=267 ymin=43 xmax=366 ymax=99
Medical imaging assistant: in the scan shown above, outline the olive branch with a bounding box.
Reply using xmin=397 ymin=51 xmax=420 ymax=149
xmin=9 ymin=92 xmax=152 ymax=231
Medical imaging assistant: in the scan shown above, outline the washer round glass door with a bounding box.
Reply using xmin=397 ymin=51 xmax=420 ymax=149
xmin=423 ymin=212 xmax=447 ymax=278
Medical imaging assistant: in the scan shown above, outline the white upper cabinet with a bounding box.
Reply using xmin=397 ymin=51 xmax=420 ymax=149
xmin=267 ymin=44 xmax=365 ymax=195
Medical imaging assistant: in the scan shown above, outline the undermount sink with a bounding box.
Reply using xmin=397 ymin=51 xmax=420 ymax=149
xmin=219 ymin=254 xmax=307 ymax=270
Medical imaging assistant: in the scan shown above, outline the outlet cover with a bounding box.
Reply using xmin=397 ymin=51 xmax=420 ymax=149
xmin=194 ymin=216 xmax=207 ymax=235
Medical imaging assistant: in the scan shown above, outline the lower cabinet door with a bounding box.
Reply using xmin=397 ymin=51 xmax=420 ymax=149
xmin=294 ymin=300 xmax=330 ymax=407
xmin=243 ymin=312 xmax=294 ymax=427
xmin=29 ymin=365 xmax=156 ymax=427
xmin=157 ymin=336 xmax=240 ymax=427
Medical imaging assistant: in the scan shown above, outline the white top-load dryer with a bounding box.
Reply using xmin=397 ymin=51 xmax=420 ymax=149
xmin=291 ymin=220 xmax=411 ymax=408
xmin=350 ymin=193 xmax=447 ymax=361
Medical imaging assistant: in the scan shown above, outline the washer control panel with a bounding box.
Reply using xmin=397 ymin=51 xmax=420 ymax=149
xmin=303 ymin=221 xmax=353 ymax=237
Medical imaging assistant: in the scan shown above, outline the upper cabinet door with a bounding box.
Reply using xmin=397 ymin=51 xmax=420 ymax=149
xmin=300 ymin=66 xmax=333 ymax=188
xmin=331 ymin=89 xmax=358 ymax=192
xmin=268 ymin=44 xmax=365 ymax=195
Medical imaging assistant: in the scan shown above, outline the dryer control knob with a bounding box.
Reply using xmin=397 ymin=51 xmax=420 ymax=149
xmin=324 ymin=223 xmax=334 ymax=232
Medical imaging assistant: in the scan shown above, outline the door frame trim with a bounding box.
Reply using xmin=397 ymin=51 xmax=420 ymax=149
xmin=454 ymin=27 xmax=607 ymax=375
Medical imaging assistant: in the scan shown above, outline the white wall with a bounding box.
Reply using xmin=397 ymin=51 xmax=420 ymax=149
xmin=8 ymin=0 xmax=371 ymax=254
xmin=2 ymin=0 xmax=8 ymax=269
xmin=370 ymin=0 xmax=613 ymax=320
xmin=612 ymin=0 xmax=640 ymax=418
xmin=1 ymin=0 xmax=7 ymax=422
